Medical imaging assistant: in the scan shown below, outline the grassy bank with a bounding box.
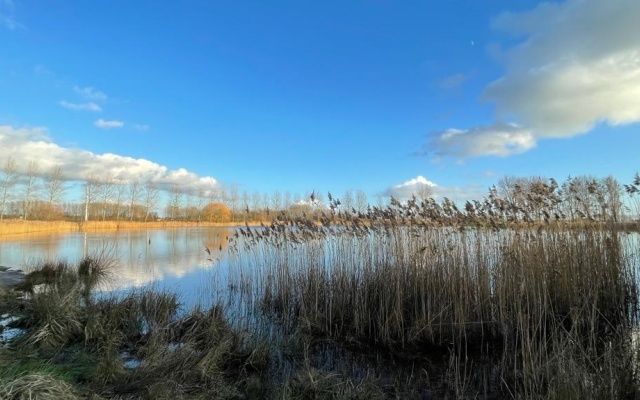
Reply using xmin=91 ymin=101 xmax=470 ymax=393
xmin=0 ymin=257 xmax=270 ymax=399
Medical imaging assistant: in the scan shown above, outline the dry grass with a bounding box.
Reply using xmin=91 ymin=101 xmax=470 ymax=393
xmin=227 ymin=197 xmax=640 ymax=398
xmin=0 ymin=373 xmax=80 ymax=400
xmin=0 ymin=220 xmax=78 ymax=236
xmin=4 ymin=256 xmax=270 ymax=399
xmin=0 ymin=219 xmax=268 ymax=237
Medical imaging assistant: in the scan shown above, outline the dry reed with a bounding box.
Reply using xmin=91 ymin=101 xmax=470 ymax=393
xmin=0 ymin=219 xmax=266 ymax=238
xmin=226 ymin=196 xmax=640 ymax=398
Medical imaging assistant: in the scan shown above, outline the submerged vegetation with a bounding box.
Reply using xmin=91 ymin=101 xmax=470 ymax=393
xmin=1 ymin=173 xmax=640 ymax=398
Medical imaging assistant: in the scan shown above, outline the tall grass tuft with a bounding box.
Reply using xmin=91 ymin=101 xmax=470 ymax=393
xmin=4 ymin=256 xmax=270 ymax=398
xmin=0 ymin=373 xmax=80 ymax=400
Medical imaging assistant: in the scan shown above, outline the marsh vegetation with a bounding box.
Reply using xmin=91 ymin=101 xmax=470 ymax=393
xmin=2 ymin=174 xmax=640 ymax=398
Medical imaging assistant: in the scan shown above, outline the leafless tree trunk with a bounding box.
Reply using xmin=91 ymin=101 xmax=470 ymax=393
xmin=22 ymin=161 xmax=41 ymax=220
xmin=143 ymin=180 xmax=159 ymax=222
xmin=271 ymin=190 xmax=283 ymax=213
xmin=129 ymin=180 xmax=141 ymax=222
xmin=355 ymin=190 xmax=368 ymax=212
xmin=601 ymin=176 xmax=621 ymax=222
xmin=283 ymin=191 xmax=292 ymax=210
xmin=83 ymin=174 xmax=98 ymax=221
xmin=193 ymin=188 xmax=207 ymax=222
xmin=43 ymin=166 xmax=66 ymax=210
xmin=167 ymin=185 xmax=183 ymax=220
xmin=251 ymin=191 xmax=262 ymax=218
xmin=114 ymin=182 xmax=127 ymax=221
xmin=96 ymin=175 xmax=115 ymax=221
xmin=227 ymin=186 xmax=239 ymax=222
xmin=341 ymin=190 xmax=354 ymax=212
xmin=0 ymin=157 xmax=18 ymax=221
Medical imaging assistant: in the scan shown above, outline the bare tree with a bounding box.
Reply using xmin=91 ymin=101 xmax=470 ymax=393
xmin=415 ymin=185 xmax=434 ymax=203
xmin=96 ymin=174 xmax=116 ymax=221
xmin=598 ymin=176 xmax=622 ymax=222
xmin=341 ymin=190 xmax=354 ymax=212
xmin=128 ymin=179 xmax=142 ymax=221
xmin=193 ymin=188 xmax=207 ymax=222
xmin=22 ymin=161 xmax=41 ymax=220
xmin=0 ymin=157 xmax=18 ymax=221
xmin=251 ymin=191 xmax=262 ymax=217
xmin=565 ymin=176 xmax=599 ymax=220
xmin=262 ymin=192 xmax=270 ymax=216
xmin=43 ymin=166 xmax=66 ymax=207
xmin=183 ymin=188 xmax=206 ymax=222
xmin=167 ymin=185 xmax=184 ymax=220
xmin=112 ymin=182 xmax=127 ymax=221
xmin=355 ymin=190 xmax=368 ymax=213
xmin=83 ymin=174 xmax=99 ymax=221
xmin=227 ymin=186 xmax=240 ymax=222
xmin=283 ymin=191 xmax=292 ymax=209
xmin=375 ymin=193 xmax=388 ymax=208
xmin=271 ymin=190 xmax=283 ymax=212
xmin=143 ymin=180 xmax=160 ymax=222
xmin=241 ymin=191 xmax=250 ymax=221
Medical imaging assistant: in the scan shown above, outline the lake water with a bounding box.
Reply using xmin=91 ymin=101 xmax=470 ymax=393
xmin=2 ymin=227 xmax=640 ymax=313
xmin=0 ymin=227 xmax=235 ymax=307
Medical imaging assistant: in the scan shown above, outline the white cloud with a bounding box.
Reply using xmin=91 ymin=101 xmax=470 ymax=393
xmin=398 ymin=176 xmax=438 ymax=189
xmin=384 ymin=175 xmax=437 ymax=199
xmin=133 ymin=124 xmax=149 ymax=131
xmin=384 ymin=175 xmax=487 ymax=203
xmin=0 ymin=125 xmax=219 ymax=193
xmin=427 ymin=123 xmax=536 ymax=159
xmin=60 ymin=100 xmax=102 ymax=112
xmin=74 ymin=86 xmax=108 ymax=101
xmin=94 ymin=119 xmax=124 ymax=129
xmin=428 ymin=0 xmax=640 ymax=159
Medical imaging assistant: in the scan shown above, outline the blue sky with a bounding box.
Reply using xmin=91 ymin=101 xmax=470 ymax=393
xmin=1 ymin=0 xmax=639 ymax=206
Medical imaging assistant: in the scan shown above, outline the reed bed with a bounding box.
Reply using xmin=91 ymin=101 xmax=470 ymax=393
xmin=0 ymin=220 xmax=78 ymax=236
xmin=3 ymin=188 xmax=640 ymax=398
xmin=0 ymin=219 xmax=264 ymax=237
xmin=224 ymin=199 xmax=640 ymax=398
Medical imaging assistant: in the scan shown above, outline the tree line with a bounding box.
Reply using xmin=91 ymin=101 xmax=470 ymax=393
xmin=1 ymin=156 xmax=638 ymax=223
xmin=0 ymin=157 xmax=375 ymax=222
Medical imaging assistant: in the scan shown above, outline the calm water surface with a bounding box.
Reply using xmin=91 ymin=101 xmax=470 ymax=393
xmin=0 ymin=227 xmax=235 ymax=306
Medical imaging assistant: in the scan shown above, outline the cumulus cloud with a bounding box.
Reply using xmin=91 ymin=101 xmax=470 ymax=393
xmin=60 ymin=100 xmax=102 ymax=112
xmin=384 ymin=175 xmax=487 ymax=203
xmin=0 ymin=125 xmax=219 ymax=193
xmin=94 ymin=119 xmax=124 ymax=129
xmin=74 ymin=86 xmax=108 ymax=101
xmin=427 ymin=0 xmax=640 ymax=159
xmin=384 ymin=175 xmax=437 ymax=199
xmin=426 ymin=123 xmax=535 ymax=159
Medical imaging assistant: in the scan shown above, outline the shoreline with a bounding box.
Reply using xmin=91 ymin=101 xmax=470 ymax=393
xmin=0 ymin=219 xmax=262 ymax=238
